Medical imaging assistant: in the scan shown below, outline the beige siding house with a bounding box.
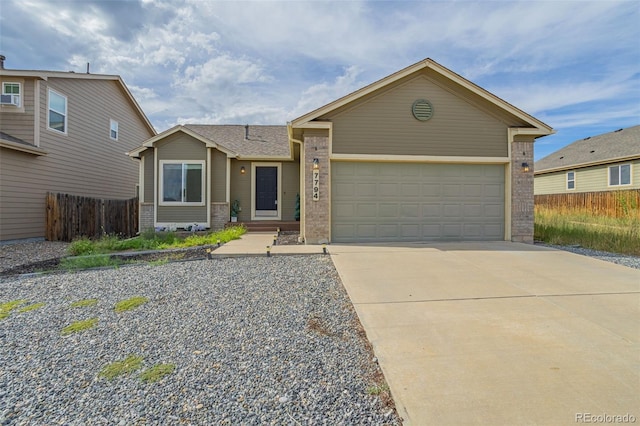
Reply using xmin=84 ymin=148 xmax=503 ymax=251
xmin=130 ymin=58 xmax=553 ymax=244
xmin=128 ymin=125 xmax=300 ymax=231
xmin=0 ymin=56 xmax=156 ymax=241
xmin=534 ymin=126 xmax=640 ymax=194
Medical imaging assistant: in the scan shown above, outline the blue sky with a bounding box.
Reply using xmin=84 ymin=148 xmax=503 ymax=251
xmin=1 ymin=0 xmax=638 ymax=160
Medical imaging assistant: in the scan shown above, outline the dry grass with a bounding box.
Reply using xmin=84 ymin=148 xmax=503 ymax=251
xmin=534 ymin=206 xmax=640 ymax=256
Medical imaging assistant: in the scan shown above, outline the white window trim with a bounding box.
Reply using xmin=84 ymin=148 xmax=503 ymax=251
xmin=47 ymin=88 xmax=67 ymax=135
xmin=608 ymin=163 xmax=632 ymax=187
xmin=566 ymin=171 xmax=576 ymax=190
xmin=159 ymin=160 xmax=206 ymax=206
xmin=110 ymin=119 xmax=119 ymax=140
xmin=1 ymin=82 xmax=21 ymax=107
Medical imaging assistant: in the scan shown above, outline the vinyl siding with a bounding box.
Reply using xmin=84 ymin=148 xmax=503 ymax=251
xmin=0 ymin=77 xmax=35 ymax=144
xmin=155 ymin=134 xmax=207 ymax=223
xmin=281 ymin=162 xmax=300 ymax=221
xmin=1 ymin=77 xmax=153 ymax=241
xmin=229 ymin=160 xmax=252 ymax=222
xmin=157 ymin=206 xmax=207 ymax=223
xmin=534 ymin=160 xmax=640 ymax=194
xmin=322 ymin=74 xmax=510 ymax=157
xmin=211 ymin=148 xmax=227 ymax=203
xmin=142 ymin=150 xmax=154 ymax=203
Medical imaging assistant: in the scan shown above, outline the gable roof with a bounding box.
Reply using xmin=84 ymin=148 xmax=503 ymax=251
xmin=290 ymin=58 xmax=554 ymax=137
xmin=534 ymin=125 xmax=640 ymax=174
xmin=128 ymin=124 xmax=291 ymax=159
xmin=0 ymin=68 xmax=156 ymax=136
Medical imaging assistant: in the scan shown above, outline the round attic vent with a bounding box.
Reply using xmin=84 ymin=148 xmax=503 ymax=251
xmin=412 ymin=99 xmax=434 ymax=121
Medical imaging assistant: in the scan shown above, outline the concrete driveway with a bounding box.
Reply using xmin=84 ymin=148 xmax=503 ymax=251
xmin=329 ymin=242 xmax=640 ymax=425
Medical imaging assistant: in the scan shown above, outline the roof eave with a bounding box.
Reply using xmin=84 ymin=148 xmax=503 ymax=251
xmin=291 ymin=58 xmax=554 ymax=134
xmin=534 ymin=154 xmax=640 ymax=175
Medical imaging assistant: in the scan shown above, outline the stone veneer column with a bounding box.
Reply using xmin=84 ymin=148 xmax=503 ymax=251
xmin=140 ymin=203 xmax=154 ymax=233
xmin=511 ymin=139 xmax=535 ymax=243
xmin=303 ymin=133 xmax=330 ymax=244
xmin=210 ymin=202 xmax=229 ymax=231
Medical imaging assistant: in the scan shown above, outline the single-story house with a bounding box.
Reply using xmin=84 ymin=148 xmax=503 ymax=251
xmin=534 ymin=125 xmax=640 ymax=194
xmin=128 ymin=58 xmax=554 ymax=244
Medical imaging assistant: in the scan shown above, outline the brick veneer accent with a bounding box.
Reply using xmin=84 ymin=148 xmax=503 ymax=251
xmin=511 ymin=140 xmax=535 ymax=243
xmin=303 ymin=134 xmax=330 ymax=244
xmin=140 ymin=203 xmax=154 ymax=233
xmin=211 ymin=202 xmax=229 ymax=231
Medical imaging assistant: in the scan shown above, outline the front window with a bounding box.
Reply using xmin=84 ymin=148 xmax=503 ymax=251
xmin=567 ymin=171 xmax=575 ymax=190
xmin=110 ymin=119 xmax=119 ymax=140
xmin=609 ymin=164 xmax=631 ymax=186
xmin=160 ymin=161 xmax=204 ymax=205
xmin=1 ymin=82 xmax=21 ymax=106
xmin=48 ymin=89 xmax=67 ymax=133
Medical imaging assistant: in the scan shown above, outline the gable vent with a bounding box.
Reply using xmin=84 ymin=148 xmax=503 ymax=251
xmin=412 ymin=99 xmax=434 ymax=121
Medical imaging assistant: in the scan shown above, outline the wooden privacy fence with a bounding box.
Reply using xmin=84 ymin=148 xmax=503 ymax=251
xmin=535 ymin=189 xmax=640 ymax=218
xmin=46 ymin=192 xmax=138 ymax=241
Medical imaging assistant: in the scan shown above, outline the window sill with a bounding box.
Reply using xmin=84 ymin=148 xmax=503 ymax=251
xmin=0 ymin=139 xmax=48 ymax=156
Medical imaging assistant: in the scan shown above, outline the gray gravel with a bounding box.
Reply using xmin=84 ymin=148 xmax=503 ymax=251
xmin=0 ymin=241 xmax=69 ymax=274
xmin=537 ymin=243 xmax=640 ymax=270
xmin=0 ymin=256 xmax=399 ymax=425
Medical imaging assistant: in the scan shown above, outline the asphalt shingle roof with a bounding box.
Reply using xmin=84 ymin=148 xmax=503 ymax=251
xmin=535 ymin=125 xmax=640 ymax=173
xmin=184 ymin=124 xmax=290 ymax=158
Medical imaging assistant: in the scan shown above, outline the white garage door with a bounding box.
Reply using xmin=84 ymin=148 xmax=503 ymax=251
xmin=331 ymin=162 xmax=505 ymax=242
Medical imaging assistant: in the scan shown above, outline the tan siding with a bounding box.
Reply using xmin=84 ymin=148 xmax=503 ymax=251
xmin=211 ymin=149 xmax=227 ymax=203
xmin=156 ymin=133 xmax=206 ymax=160
xmin=1 ymin=77 xmax=154 ymax=240
xmin=281 ymin=159 xmax=300 ymax=221
xmin=157 ymin=206 xmax=207 ymax=223
xmin=534 ymin=160 xmax=640 ymax=194
xmin=230 ymin=160 xmax=252 ymax=222
xmin=323 ymin=75 xmax=509 ymax=157
xmin=0 ymin=77 xmax=35 ymax=144
xmin=143 ymin=150 xmax=154 ymax=203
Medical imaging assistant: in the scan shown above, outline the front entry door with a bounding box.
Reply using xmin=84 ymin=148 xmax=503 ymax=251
xmin=255 ymin=166 xmax=278 ymax=217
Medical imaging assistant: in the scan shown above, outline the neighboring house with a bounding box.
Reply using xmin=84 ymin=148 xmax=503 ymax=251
xmin=534 ymin=126 xmax=640 ymax=194
xmin=129 ymin=58 xmax=553 ymax=244
xmin=0 ymin=55 xmax=156 ymax=241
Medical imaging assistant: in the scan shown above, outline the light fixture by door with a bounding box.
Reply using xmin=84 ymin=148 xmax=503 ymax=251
xmin=240 ymin=166 xmax=246 ymax=174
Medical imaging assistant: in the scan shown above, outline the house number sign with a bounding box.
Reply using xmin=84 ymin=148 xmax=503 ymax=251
xmin=312 ymin=170 xmax=320 ymax=201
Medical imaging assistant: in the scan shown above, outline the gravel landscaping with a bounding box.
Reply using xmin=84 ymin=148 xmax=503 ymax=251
xmin=0 ymin=256 xmax=399 ymax=425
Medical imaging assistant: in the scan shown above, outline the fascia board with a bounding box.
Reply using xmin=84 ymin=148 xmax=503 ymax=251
xmin=534 ymin=155 xmax=640 ymax=175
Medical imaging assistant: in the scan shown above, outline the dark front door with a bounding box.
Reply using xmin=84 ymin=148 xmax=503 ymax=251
xmin=255 ymin=166 xmax=278 ymax=212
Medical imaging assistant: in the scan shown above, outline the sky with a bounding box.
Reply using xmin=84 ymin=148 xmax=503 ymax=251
xmin=0 ymin=0 xmax=638 ymax=161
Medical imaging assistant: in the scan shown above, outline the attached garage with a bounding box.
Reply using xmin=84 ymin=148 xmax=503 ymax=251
xmin=331 ymin=162 xmax=505 ymax=242
xmin=290 ymin=58 xmax=554 ymax=244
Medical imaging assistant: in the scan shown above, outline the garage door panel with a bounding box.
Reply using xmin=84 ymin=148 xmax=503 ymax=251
xmin=334 ymin=203 xmax=355 ymax=218
xmin=484 ymin=183 xmax=503 ymax=197
xmin=443 ymin=204 xmax=461 ymax=217
xmin=379 ymin=203 xmax=398 ymax=217
xmin=464 ymin=204 xmax=483 ymax=218
xmin=484 ymin=204 xmax=503 ymax=218
xmin=332 ymin=162 xmax=504 ymax=242
xmin=422 ymin=183 xmax=441 ymax=196
xmin=379 ymin=183 xmax=398 ymax=197
xmin=401 ymin=203 xmax=420 ymax=217
xmin=442 ymin=184 xmax=461 ymax=197
xmin=357 ymin=224 xmax=377 ymax=238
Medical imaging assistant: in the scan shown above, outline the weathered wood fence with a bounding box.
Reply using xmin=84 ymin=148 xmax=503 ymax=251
xmin=46 ymin=192 xmax=138 ymax=241
xmin=535 ymin=189 xmax=640 ymax=218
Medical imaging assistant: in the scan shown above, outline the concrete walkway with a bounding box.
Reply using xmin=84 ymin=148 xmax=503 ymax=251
xmin=329 ymin=242 xmax=640 ymax=425
xmin=213 ymin=232 xmax=326 ymax=256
